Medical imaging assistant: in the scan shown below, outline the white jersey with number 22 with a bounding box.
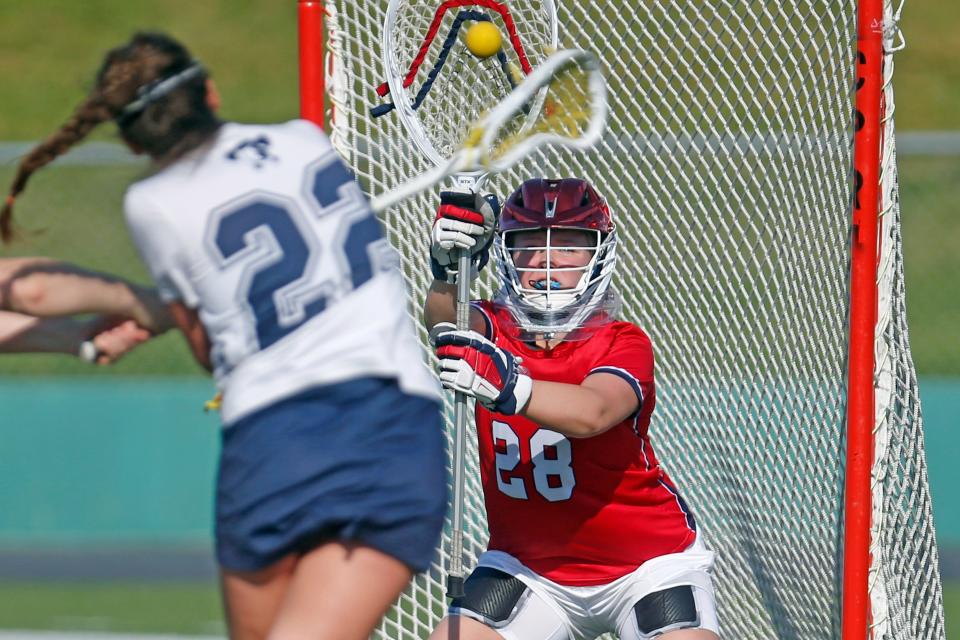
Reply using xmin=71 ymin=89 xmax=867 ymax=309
xmin=124 ymin=119 xmax=439 ymax=425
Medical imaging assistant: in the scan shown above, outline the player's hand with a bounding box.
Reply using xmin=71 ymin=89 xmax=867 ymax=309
xmin=430 ymin=189 xmax=499 ymax=284
xmin=430 ymin=323 xmax=531 ymax=415
xmin=129 ymin=285 xmax=176 ymax=335
xmin=82 ymin=317 xmax=152 ymax=365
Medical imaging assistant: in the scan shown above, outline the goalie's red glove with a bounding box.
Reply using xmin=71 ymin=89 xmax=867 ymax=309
xmin=430 ymin=189 xmax=499 ymax=284
xmin=430 ymin=323 xmax=532 ymax=415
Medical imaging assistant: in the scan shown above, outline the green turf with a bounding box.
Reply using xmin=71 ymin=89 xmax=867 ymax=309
xmin=0 ymin=582 xmax=223 ymax=635
xmin=0 ymin=1 xmax=954 ymax=381
xmin=2 ymin=155 xmax=954 ymax=378
xmin=900 ymin=156 xmax=960 ymax=376
xmin=946 ymin=581 xmax=960 ymax=639
xmin=0 ymin=0 xmax=299 ymax=141
xmin=895 ymin=0 xmax=960 ymax=130
xmin=0 ymin=579 xmax=955 ymax=635
xmin=0 ymin=0 xmax=956 ymax=138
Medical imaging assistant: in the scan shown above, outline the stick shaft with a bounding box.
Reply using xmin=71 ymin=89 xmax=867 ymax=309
xmin=446 ymin=247 xmax=472 ymax=599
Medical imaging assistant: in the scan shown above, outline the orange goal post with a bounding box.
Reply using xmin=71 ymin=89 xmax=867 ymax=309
xmin=298 ymin=0 xmax=946 ymax=638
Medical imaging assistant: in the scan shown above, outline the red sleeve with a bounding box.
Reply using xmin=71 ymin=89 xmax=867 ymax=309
xmin=472 ymin=300 xmax=497 ymax=340
xmin=586 ymin=323 xmax=655 ymax=415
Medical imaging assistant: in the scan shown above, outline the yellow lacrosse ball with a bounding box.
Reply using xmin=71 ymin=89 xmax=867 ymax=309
xmin=464 ymin=22 xmax=503 ymax=59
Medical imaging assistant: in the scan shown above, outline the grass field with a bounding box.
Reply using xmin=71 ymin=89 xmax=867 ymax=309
xmin=0 ymin=1 xmax=300 ymax=141
xmin=1 ymin=153 xmax=956 ymax=378
xmin=0 ymin=582 xmax=223 ymax=636
xmin=0 ymin=579 xmax=956 ymax=636
xmin=0 ymin=0 xmax=956 ymax=138
xmin=901 ymin=155 xmax=960 ymax=376
xmin=895 ymin=0 xmax=960 ymax=130
xmin=0 ymin=0 xmax=956 ymax=377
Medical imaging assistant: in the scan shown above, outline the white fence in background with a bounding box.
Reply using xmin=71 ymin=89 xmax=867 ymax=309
xmin=1 ymin=131 xmax=959 ymax=167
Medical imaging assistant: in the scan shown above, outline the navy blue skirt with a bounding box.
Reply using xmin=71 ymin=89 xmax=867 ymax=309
xmin=215 ymin=378 xmax=446 ymax=573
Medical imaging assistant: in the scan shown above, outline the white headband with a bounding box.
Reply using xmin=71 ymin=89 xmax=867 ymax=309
xmin=117 ymin=62 xmax=205 ymax=120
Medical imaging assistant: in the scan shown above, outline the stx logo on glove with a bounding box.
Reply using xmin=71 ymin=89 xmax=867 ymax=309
xmin=430 ymin=323 xmax=532 ymax=415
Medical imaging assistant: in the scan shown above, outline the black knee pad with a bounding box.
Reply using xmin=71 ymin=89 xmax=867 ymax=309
xmin=450 ymin=566 xmax=528 ymax=627
xmin=634 ymin=584 xmax=700 ymax=637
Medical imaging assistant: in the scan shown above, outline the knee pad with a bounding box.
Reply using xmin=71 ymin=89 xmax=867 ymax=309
xmin=634 ymin=584 xmax=700 ymax=638
xmin=450 ymin=566 xmax=528 ymax=628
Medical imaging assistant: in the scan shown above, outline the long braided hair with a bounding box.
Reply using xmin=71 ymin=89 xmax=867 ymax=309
xmin=1 ymin=32 xmax=222 ymax=242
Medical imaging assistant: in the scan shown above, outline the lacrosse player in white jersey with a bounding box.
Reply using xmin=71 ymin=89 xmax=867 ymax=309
xmin=3 ymin=32 xmax=446 ymax=640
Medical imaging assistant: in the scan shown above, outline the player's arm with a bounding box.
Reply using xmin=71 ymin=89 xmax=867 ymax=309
xmin=168 ymin=302 xmax=213 ymax=372
xmin=0 ymin=311 xmax=90 ymax=355
xmin=424 ymin=280 xmax=488 ymax=334
xmin=422 ymin=190 xmax=497 ymax=334
xmin=0 ymin=257 xmax=57 ymax=286
xmin=0 ymin=258 xmax=174 ymax=334
xmin=0 ymin=310 xmax=150 ymax=363
xmin=521 ymin=374 xmax=639 ymax=438
xmin=432 ymin=327 xmax=643 ymax=438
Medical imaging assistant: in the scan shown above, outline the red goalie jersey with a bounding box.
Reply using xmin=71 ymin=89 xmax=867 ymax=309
xmin=473 ymin=300 xmax=697 ymax=586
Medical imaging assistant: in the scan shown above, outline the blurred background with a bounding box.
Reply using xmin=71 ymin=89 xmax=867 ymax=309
xmin=0 ymin=0 xmax=956 ymax=637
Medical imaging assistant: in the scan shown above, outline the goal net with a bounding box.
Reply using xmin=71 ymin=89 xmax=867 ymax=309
xmin=302 ymin=0 xmax=945 ymax=637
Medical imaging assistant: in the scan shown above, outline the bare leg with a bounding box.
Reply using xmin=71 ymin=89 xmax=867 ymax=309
xmin=0 ymin=257 xmax=55 ymax=307
xmin=266 ymin=540 xmax=413 ymax=640
xmin=220 ymin=554 xmax=298 ymax=640
xmin=430 ymin=615 xmax=505 ymax=640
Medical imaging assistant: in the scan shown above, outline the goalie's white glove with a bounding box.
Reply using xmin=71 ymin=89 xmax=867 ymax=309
xmin=430 ymin=323 xmax=532 ymax=415
xmin=430 ymin=189 xmax=499 ymax=284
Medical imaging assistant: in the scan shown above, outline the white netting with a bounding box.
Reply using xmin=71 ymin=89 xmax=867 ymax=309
xmin=869 ymin=2 xmax=945 ymax=638
xmin=316 ymin=1 xmax=945 ymax=638
xmin=380 ymin=0 xmax=556 ymax=164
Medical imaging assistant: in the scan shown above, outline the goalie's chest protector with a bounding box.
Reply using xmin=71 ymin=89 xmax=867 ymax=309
xmin=473 ymin=301 xmax=697 ymax=586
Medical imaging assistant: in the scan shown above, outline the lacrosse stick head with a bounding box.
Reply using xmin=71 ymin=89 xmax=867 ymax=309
xmin=471 ymin=48 xmax=608 ymax=173
xmin=381 ymin=0 xmax=558 ymax=166
xmin=369 ymin=47 xmax=610 ymax=214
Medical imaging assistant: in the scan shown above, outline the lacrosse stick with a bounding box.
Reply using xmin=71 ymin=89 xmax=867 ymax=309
xmin=373 ymin=47 xmax=607 ymax=599
xmin=369 ymin=49 xmax=610 ymax=212
xmin=371 ymin=0 xmax=606 ymax=602
xmin=371 ymin=0 xmax=555 ymax=599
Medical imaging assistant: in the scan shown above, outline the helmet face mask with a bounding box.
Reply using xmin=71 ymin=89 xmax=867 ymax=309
xmin=493 ymin=178 xmax=619 ymax=339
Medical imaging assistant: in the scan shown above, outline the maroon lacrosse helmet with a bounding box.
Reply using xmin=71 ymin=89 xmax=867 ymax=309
xmin=499 ymin=178 xmax=614 ymax=234
xmin=492 ymin=177 xmax=619 ymax=339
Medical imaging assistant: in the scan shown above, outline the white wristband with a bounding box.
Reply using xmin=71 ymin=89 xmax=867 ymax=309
xmin=513 ymin=373 xmax=534 ymax=414
xmin=78 ymin=340 xmax=100 ymax=363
